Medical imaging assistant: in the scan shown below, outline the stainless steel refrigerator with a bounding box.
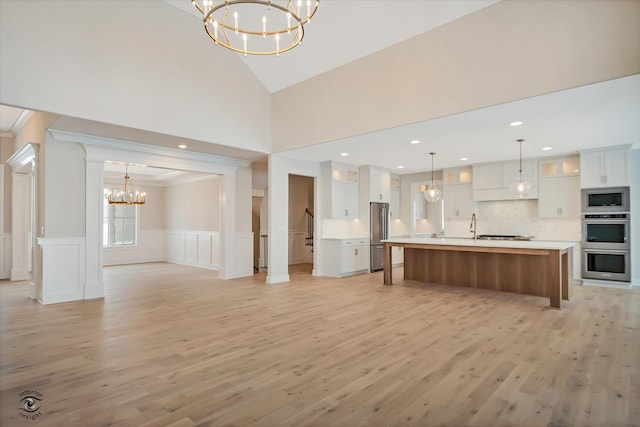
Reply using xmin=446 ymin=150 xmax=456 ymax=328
xmin=370 ymin=202 xmax=389 ymax=272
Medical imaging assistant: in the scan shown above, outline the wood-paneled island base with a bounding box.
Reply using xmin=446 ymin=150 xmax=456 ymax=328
xmin=383 ymin=238 xmax=575 ymax=309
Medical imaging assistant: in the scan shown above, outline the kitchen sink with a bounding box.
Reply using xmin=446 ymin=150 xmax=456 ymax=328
xmin=477 ymin=234 xmax=533 ymax=241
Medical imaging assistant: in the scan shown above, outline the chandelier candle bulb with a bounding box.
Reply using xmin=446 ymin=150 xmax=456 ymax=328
xmin=107 ymin=164 xmax=147 ymax=205
xmin=194 ymin=0 xmax=318 ymax=56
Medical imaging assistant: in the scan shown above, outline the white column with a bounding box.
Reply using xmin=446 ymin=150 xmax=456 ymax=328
xmin=266 ymin=155 xmax=290 ymax=284
xmin=85 ymin=159 xmax=105 ymax=299
xmin=11 ymin=172 xmax=31 ymax=281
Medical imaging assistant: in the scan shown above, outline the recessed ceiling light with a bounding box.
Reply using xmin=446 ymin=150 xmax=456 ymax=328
xmin=460 ymin=157 xmax=469 ymax=161
xmin=542 ymin=147 xmax=553 ymax=151
xmin=178 ymin=144 xmax=187 ymax=149
xmin=410 ymin=140 xmax=421 ymax=144
xmin=510 ymin=121 xmax=523 ymax=127
xmin=397 ymin=165 xmax=405 ymax=169
xmin=340 ymin=152 xmax=349 ymax=157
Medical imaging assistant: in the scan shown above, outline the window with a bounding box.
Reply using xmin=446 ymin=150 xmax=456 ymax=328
xmin=103 ymin=189 xmax=137 ymax=247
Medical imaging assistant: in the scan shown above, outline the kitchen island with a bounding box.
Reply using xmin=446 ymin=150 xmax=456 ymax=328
xmin=383 ymin=238 xmax=575 ymax=309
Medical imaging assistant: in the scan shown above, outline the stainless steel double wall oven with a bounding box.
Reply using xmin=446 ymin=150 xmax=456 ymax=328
xmin=581 ymin=187 xmax=631 ymax=282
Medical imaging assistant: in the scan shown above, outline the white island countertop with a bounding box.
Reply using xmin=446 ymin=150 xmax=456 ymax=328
xmin=382 ymin=237 xmax=577 ymax=251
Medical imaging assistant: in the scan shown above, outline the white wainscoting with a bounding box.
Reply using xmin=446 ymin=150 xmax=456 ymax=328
xmin=37 ymin=237 xmax=86 ymax=304
xmin=166 ymin=230 xmax=220 ymax=270
xmin=103 ymin=230 xmax=165 ymax=266
xmin=288 ymin=231 xmax=313 ymax=265
xmin=0 ymin=234 xmax=10 ymax=279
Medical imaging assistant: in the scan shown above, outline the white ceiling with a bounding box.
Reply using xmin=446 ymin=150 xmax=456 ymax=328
xmin=103 ymin=161 xmax=214 ymax=184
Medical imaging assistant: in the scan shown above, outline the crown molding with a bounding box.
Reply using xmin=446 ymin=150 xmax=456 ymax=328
xmin=48 ymin=130 xmax=248 ymax=175
xmin=7 ymin=142 xmax=39 ymax=172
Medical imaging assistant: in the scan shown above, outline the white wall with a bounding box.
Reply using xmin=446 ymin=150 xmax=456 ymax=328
xmin=0 ymin=0 xmax=271 ymax=154
xmin=164 ymin=177 xmax=221 ymax=232
xmin=235 ymin=166 xmax=253 ymax=234
xmin=44 ymin=139 xmax=85 ymax=238
xmin=272 ymin=0 xmax=640 ymax=151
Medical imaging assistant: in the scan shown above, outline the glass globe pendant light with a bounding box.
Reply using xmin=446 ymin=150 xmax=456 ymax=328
xmin=510 ymin=138 xmax=531 ymax=197
xmin=424 ymin=152 xmax=442 ymax=202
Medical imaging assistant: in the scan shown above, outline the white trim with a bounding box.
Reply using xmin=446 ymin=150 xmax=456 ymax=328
xmin=0 ymin=234 xmax=10 ymax=279
xmin=165 ymin=230 xmax=220 ymax=270
xmin=49 ymin=129 xmax=248 ymax=171
xmin=7 ymin=142 xmax=38 ymax=173
xmin=266 ymin=274 xmax=290 ymax=284
xmin=86 ymin=159 xmax=105 ymax=300
xmin=0 ymin=164 xmax=4 ymax=234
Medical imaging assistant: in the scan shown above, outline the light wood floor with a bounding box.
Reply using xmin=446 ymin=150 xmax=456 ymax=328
xmin=1 ymin=263 xmax=639 ymax=426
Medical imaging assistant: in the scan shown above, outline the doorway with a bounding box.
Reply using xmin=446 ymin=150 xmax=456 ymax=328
xmin=288 ymin=174 xmax=314 ymax=275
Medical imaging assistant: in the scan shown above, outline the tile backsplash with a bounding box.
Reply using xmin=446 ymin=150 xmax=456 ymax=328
xmin=445 ymin=200 xmax=581 ymax=241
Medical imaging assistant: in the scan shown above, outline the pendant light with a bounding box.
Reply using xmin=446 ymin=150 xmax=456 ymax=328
xmin=510 ymin=138 xmax=531 ymax=197
xmin=424 ymin=152 xmax=441 ymax=202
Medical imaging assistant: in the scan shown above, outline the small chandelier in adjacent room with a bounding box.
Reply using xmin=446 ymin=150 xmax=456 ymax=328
xmin=192 ymin=0 xmax=319 ymax=56
xmin=424 ymin=152 xmax=442 ymax=203
xmin=107 ymin=164 xmax=146 ymax=205
xmin=510 ymin=138 xmax=532 ymax=197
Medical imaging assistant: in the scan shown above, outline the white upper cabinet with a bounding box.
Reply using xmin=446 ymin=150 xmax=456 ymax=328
xmin=538 ymin=155 xmax=581 ymax=218
xmin=444 ymin=167 xmax=473 ymax=185
xmin=580 ymin=147 xmax=630 ymax=188
xmin=360 ymin=166 xmax=391 ymax=203
xmin=321 ymin=161 xmax=359 ymax=219
xmin=538 ymin=175 xmax=581 ymax=218
xmin=443 ymin=167 xmax=474 ymax=219
xmin=473 ymin=159 xmax=538 ymax=201
xmin=444 ymin=184 xmax=474 ymax=219
xmin=539 ymin=156 xmax=580 ymax=178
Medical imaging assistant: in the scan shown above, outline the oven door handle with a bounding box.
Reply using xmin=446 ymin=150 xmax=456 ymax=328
xmin=583 ymin=249 xmax=629 ymax=254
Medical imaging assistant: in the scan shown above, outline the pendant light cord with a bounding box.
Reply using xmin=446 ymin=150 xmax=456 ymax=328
xmin=517 ymin=139 xmax=524 ymax=176
xmin=430 ymin=152 xmax=435 ymax=183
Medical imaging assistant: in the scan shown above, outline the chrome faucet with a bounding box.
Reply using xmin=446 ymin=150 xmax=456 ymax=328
xmin=470 ymin=213 xmax=477 ymax=240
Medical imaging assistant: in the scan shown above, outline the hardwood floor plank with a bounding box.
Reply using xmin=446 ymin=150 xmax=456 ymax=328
xmin=1 ymin=262 xmax=639 ymax=426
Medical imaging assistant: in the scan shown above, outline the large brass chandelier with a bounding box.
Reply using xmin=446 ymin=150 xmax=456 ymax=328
xmin=192 ymin=0 xmax=319 ymax=56
xmin=107 ymin=164 xmax=146 ymax=205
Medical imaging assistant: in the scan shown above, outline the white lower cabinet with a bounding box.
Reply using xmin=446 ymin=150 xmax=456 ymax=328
xmin=321 ymin=238 xmax=369 ymax=277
